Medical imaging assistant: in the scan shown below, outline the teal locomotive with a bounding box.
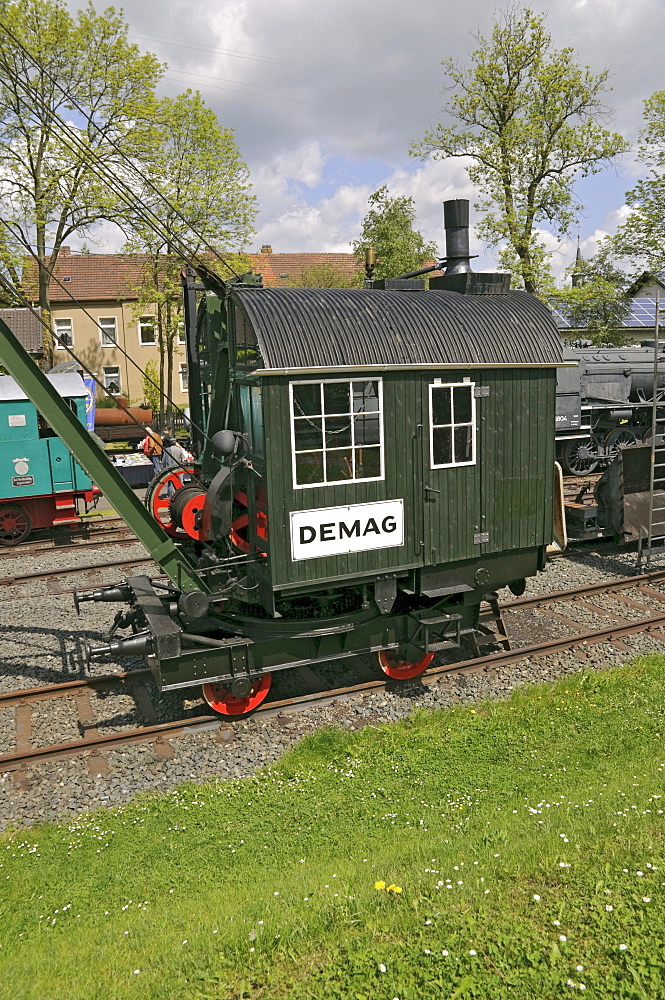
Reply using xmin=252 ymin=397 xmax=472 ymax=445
xmin=0 ymin=371 xmax=99 ymax=544
xmin=0 ymin=199 xmax=563 ymax=714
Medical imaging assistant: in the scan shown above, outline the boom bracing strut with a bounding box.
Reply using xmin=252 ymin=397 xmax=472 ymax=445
xmin=0 ymin=317 xmax=208 ymax=594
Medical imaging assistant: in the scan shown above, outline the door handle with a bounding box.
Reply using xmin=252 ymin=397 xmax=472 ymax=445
xmin=424 ymin=484 xmax=440 ymax=501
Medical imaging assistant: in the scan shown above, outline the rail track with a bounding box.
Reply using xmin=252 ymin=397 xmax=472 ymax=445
xmin=3 ymin=568 xmax=665 ymax=783
xmin=2 ymin=515 xmax=134 ymax=556
xmin=0 ymin=554 xmax=156 ymax=599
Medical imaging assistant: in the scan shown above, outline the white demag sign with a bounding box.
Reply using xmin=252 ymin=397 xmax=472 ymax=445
xmin=290 ymin=499 xmax=404 ymax=562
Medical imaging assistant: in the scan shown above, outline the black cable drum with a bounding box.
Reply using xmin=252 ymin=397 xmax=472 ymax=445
xmin=230 ymin=287 xmax=563 ymax=370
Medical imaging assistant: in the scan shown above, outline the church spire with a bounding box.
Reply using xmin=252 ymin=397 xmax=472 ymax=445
xmin=572 ymin=236 xmax=585 ymax=288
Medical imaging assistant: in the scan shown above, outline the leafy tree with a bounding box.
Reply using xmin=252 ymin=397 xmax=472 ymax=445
xmin=288 ymin=262 xmax=362 ymax=288
xmin=352 ymin=186 xmax=437 ymax=281
xmin=608 ymin=91 xmax=665 ymax=273
xmin=126 ymin=90 xmax=257 ymax=424
xmin=141 ymin=359 xmax=161 ymax=415
xmin=0 ymin=0 xmax=163 ymax=364
xmin=410 ymin=6 xmax=627 ymax=294
xmin=550 ymin=254 xmax=631 ymax=345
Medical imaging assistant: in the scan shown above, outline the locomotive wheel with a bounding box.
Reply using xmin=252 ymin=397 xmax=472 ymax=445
xmin=0 ymin=504 xmax=31 ymax=546
xmin=230 ymin=491 xmax=268 ymax=555
xmin=202 ymin=673 xmax=272 ymax=716
xmin=561 ymin=438 xmax=599 ymax=476
xmin=604 ymin=427 xmax=638 ymax=458
xmin=145 ymin=466 xmax=203 ymax=540
xmin=376 ymin=648 xmax=435 ymax=680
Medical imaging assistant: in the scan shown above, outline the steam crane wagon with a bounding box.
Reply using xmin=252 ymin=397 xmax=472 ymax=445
xmin=0 ymin=372 xmax=100 ymax=544
xmin=0 ymin=199 xmax=563 ymax=716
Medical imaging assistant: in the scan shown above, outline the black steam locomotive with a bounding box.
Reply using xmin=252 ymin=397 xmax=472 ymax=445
xmin=555 ymin=345 xmax=664 ymax=475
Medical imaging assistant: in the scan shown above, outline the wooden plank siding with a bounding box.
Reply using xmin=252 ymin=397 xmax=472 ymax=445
xmin=261 ymin=367 xmax=556 ymax=592
xmin=264 ymin=372 xmax=423 ymax=590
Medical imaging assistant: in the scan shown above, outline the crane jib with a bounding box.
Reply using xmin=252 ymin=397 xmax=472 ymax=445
xmin=0 ymin=317 xmax=208 ymax=595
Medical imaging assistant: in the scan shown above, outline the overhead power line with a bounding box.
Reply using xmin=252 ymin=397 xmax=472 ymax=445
xmin=0 ymin=268 xmax=212 ymax=474
xmin=0 ymin=21 xmax=245 ymax=279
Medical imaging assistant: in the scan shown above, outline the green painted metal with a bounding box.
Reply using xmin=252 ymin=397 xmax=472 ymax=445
xmin=0 ymin=317 xmax=208 ymax=594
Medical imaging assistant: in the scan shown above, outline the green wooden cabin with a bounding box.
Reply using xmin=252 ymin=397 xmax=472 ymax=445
xmin=201 ymin=283 xmax=562 ymax=621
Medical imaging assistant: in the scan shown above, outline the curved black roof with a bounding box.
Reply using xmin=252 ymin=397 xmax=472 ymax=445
xmin=230 ymin=286 xmax=562 ymax=370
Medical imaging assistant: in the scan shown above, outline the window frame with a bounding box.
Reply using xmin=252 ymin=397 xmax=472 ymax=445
xmin=177 ymin=321 xmax=186 ymax=346
xmin=179 ymin=362 xmax=189 ymax=392
xmin=99 ymin=316 xmax=117 ymax=348
xmin=102 ymin=365 xmax=122 ymax=394
xmin=289 ymin=377 xmax=385 ymax=490
xmin=429 ymin=379 xmax=477 ymax=470
xmin=53 ymin=316 xmax=73 ymax=350
xmin=138 ymin=315 xmax=156 ymax=346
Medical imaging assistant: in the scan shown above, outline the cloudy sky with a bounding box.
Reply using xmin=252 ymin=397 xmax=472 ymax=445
xmin=66 ymin=0 xmax=665 ymax=280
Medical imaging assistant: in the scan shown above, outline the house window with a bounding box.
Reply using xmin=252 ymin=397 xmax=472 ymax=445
xmin=138 ymin=316 xmax=155 ymax=345
xmin=290 ymin=378 xmax=383 ymax=488
xmin=99 ymin=316 xmax=117 ymax=347
xmin=178 ymin=322 xmax=186 ymax=345
xmin=179 ymin=363 xmax=188 ymax=391
xmin=102 ymin=366 xmax=121 ymax=394
xmin=429 ymin=381 xmax=476 ymax=469
xmin=53 ymin=317 xmax=73 ymax=349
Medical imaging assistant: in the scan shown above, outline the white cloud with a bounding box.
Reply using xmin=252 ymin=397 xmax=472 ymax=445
xmin=61 ymin=0 xmax=665 ymax=257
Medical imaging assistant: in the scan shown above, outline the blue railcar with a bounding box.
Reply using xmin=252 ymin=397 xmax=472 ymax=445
xmin=0 ymin=372 xmax=100 ymax=544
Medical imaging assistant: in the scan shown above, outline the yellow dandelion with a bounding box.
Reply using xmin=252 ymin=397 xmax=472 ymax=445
xmin=374 ymin=880 xmax=386 ymax=890
xmin=387 ymin=884 xmax=402 ymax=893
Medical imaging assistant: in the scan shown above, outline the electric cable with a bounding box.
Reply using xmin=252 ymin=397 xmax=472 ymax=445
xmin=0 ymin=51 xmax=234 ymax=434
xmin=0 ymin=24 xmax=244 ymax=278
xmin=0 ymin=269 xmax=212 ymax=478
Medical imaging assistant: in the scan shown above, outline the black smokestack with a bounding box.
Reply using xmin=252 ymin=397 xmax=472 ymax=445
xmin=443 ymin=199 xmax=472 ymax=275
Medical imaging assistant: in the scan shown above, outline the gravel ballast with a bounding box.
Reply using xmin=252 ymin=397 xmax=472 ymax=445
xmin=2 ymin=542 xmax=665 ymax=830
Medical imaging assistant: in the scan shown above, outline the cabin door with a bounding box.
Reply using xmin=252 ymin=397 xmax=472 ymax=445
xmin=47 ymin=438 xmax=76 ymax=491
xmin=420 ymin=376 xmax=482 ymax=567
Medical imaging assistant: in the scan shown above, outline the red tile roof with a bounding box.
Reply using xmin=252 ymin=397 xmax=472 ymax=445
xmin=251 ymin=252 xmax=362 ymax=286
xmin=22 ymin=249 xmax=364 ymax=302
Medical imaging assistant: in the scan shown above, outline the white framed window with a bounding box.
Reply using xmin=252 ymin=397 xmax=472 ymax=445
xmin=429 ymin=380 xmax=476 ymax=469
xmin=53 ymin=317 xmax=73 ymax=349
xmin=102 ymin=366 xmax=121 ymax=393
xmin=179 ymin=363 xmax=188 ymax=391
xmin=290 ymin=378 xmax=384 ymax=488
xmin=138 ymin=315 xmax=155 ymax=345
xmin=99 ymin=316 xmax=117 ymax=347
xmin=177 ymin=321 xmax=186 ymax=345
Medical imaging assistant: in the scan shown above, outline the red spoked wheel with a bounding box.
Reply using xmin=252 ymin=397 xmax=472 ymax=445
xmin=0 ymin=504 xmax=31 ymax=546
xmin=202 ymin=673 xmax=272 ymax=716
xmin=230 ymin=491 xmax=268 ymax=555
xmin=145 ymin=466 xmax=204 ymax=540
xmin=376 ymin=648 xmax=435 ymax=680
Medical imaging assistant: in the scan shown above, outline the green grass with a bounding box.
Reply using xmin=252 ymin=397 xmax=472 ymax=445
xmin=2 ymin=658 xmax=665 ymax=999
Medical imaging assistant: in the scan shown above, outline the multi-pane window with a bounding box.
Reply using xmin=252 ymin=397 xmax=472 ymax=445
xmin=179 ymin=363 xmax=188 ymax=391
xmin=290 ymin=378 xmax=383 ymax=488
xmin=53 ymin=317 xmax=73 ymax=349
xmin=429 ymin=381 xmax=476 ymax=468
xmin=102 ymin=366 xmax=121 ymax=393
xmin=99 ymin=316 xmax=117 ymax=347
xmin=138 ymin=316 xmax=155 ymax=345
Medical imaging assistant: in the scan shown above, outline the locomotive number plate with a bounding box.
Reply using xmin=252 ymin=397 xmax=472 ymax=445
xmin=290 ymin=499 xmax=404 ymax=562
xmin=12 ymin=475 xmax=34 ymax=487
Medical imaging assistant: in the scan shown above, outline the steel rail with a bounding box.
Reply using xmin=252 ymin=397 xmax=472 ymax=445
xmin=3 ymin=576 xmax=665 ymax=771
xmin=500 ymin=568 xmax=665 ymax=611
xmin=0 ymin=555 xmax=156 ymax=587
xmin=5 ymin=526 xmax=136 ymax=558
xmin=0 ymin=667 xmax=152 ymax=707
